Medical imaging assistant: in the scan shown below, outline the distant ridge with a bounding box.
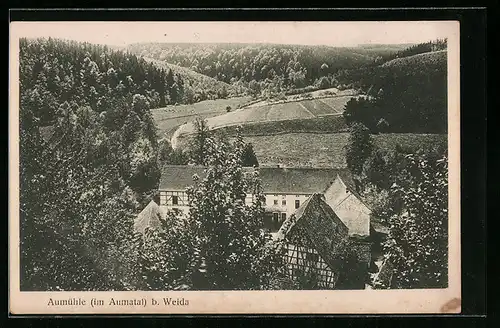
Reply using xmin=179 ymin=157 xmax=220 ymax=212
xmin=381 ymin=50 xmax=447 ymax=68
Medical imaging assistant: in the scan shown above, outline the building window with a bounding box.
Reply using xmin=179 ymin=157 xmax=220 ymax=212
xmin=274 ymin=199 xmax=278 ymax=205
xmin=172 ymin=195 xmax=179 ymax=205
xmin=281 ymin=213 xmax=286 ymax=222
xmin=295 ymin=200 xmax=300 ymax=209
xmin=282 ymin=200 xmax=286 ymax=206
xmin=273 ymin=212 xmax=279 ymax=223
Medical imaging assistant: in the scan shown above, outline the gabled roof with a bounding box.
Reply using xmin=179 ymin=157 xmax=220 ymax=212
xmin=258 ymin=167 xmax=353 ymax=195
xmin=276 ymin=193 xmax=349 ymax=270
xmin=159 ymin=165 xmax=354 ymax=195
xmin=334 ymin=174 xmax=371 ymax=211
xmin=134 ymin=200 xmax=163 ymax=234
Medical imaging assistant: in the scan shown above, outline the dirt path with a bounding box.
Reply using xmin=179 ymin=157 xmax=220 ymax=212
xmin=170 ymin=123 xmax=184 ymax=150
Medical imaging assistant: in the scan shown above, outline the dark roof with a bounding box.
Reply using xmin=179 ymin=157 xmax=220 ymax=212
xmin=134 ymin=200 xmax=163 ymax=234
xmin=258 ymin=167 xmax=353 ymax=194
xmin=159 ymin=165 xmax=354 ymax=195
xmin=159 ymin=165 xmax=208 ymax=191
xmin=276 ymin=193 xmax=349 ymax=270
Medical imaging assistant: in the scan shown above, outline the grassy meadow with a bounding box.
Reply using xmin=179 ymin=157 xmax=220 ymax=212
xmin=243 ymin=132 xmax=448 ymax=168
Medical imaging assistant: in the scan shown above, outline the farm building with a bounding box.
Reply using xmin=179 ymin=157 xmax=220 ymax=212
xmin=155 ymin=165 xmax=357 ymax=232
xmin=323 ymin=174 xmax=374 ymax=266
xmin=136 ymin=164 xmax=381 ymax=286
xmin=274 ymin=193 xmax=350 ymax=289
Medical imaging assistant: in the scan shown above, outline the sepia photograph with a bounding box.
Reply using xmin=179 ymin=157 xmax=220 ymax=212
xmin=9 ymin=19 xmax=461 ymax=314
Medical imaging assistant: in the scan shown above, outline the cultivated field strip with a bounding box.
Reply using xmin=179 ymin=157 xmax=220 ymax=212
xmin=316 ymin=97 xmax=352 ymax=114
xmin=174 ymin=95 xmax=353 ymax=138
xmin=151 ymin=96 xmax=252 ymax=138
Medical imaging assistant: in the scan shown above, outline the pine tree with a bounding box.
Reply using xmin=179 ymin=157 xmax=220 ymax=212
xmin=241 ymin=142 xmax=259 ymax=167
xmin=188 ymin=118 xmax=213 ymax=166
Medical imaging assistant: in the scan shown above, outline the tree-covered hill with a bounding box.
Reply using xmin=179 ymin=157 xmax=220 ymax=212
xmin=341 ymin=45 xmax=448 ymax=134
xmin=20 ymin=37 xmax=241 ymax=127
xmin=126 ymin=42 xmax=404 ymax=98
xmin=142 ymin=57 xmax=247 ymax=104
xmin=19 ymin=37 xmax=176 ymax=291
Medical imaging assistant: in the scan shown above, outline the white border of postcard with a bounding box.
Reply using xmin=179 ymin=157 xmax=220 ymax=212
xmin=9 ymin=20 xmax=461 ymax=314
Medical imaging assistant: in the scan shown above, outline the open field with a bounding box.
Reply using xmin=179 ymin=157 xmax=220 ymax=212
xmin=246 ymin=88 xmax=357 ymax=108
xmin=175 ymin=115 xmax=349 ymax=149
xmin=152 ymin=96 xmax=252 ymax=138
xmin=242 ymin=132 xmax=448 ymax=168
xmin=175 ymin=94 xmax=354 ymax=138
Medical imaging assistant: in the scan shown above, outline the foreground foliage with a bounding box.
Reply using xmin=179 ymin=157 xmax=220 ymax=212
xmin=19 ymin=38 xmax=168 ymax=290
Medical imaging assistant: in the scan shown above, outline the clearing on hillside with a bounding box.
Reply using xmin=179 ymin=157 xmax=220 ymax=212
xmin=152 ymin=96 xmax=253 ymax=139
xmin=243 ymin=132 xmax=448 ymax=168
xmin=381 ymin=50 xmax=447 ymax=69
xmin=175 ymin=92 xmax=356 ymax=137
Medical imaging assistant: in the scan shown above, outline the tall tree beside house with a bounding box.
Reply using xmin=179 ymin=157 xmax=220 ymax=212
xmin=18 ymin=37 xmax=171 ymax=291
xmin=188 ymin=117 xmax=213 ymax=166
xmin=20 ymin=102 xmax=144 ymax=291
xmin=345 ymin=122 xmax=374 ymax=178
xmin=380 ymin=152 xmax=448 ymax=289
xmin=241 ymin=142 xmax=259 ymax=167
xmin=185 ymin=131 xmax=282 ymax=290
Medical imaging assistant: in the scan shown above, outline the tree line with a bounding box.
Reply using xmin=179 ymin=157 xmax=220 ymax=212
xmin=19 ymin=37 xmax=172 ymax=290
xmin=126 ymin=42 xmax=386 ymax=99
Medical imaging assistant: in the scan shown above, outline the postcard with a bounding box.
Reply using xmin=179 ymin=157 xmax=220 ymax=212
xmin=9 ymin=20 xmax=461 ymax=314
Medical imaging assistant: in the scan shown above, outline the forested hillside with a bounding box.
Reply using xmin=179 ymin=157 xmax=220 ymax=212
xmin=142 ymin=57 xmax=246 ymax=104
xmin=126 ymin=43 xmax=403 ymax=98
xmin=19 ymin=38 xmax=240 ymax=127
xmin=340 ymin=40 xmax=448 ymax=134
xmin=19 ymin=37 xmax=171 ymax=290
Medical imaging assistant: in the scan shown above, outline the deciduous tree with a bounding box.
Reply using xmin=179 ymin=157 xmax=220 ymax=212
xmin=382 ymin=152 xmax=448 ymax=288
xmin=185 ymin=132 xmax=281 ymax=290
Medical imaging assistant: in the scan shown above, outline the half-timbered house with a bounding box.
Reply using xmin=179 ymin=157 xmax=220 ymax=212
xmin=274 ymin=193 xmax=349 ymax=289
xmin=138 ymin=165 xmax=382 ymax=289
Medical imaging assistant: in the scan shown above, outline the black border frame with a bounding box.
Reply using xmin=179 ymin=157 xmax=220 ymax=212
xmin=6 ymin=7 xmax=488 ymax=324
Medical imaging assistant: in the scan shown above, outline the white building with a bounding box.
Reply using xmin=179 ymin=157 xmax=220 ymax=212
xmin=148 ymin=165 xmax=372 ymax=235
